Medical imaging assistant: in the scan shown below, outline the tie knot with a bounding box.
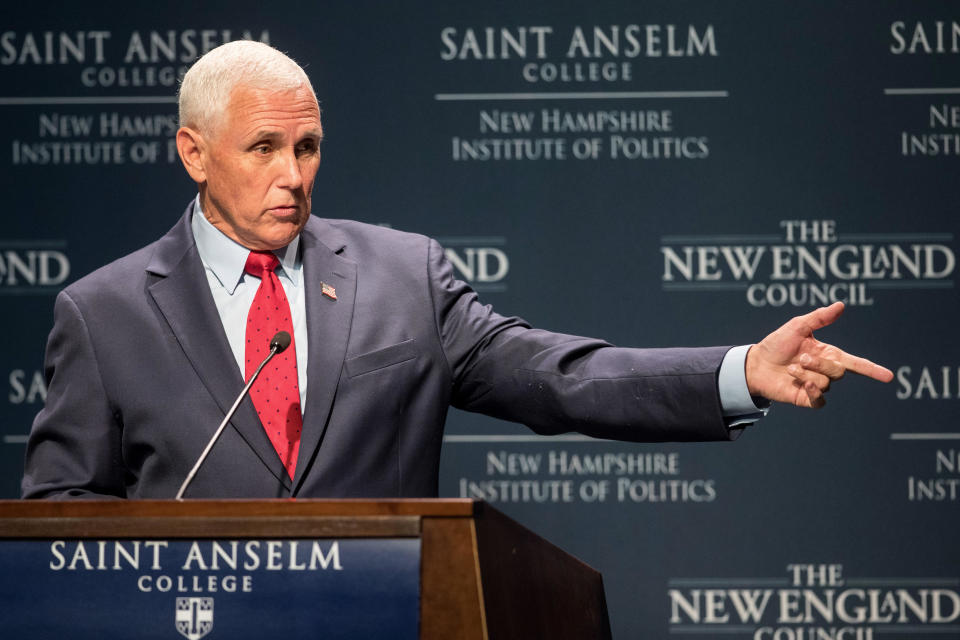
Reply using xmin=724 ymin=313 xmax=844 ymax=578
xmin=244 ymin=251 xmax=280 ymax=277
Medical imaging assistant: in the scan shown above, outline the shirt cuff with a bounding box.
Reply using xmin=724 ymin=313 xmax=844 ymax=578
xmin=718 ymin=344 xmax=771 ymax=427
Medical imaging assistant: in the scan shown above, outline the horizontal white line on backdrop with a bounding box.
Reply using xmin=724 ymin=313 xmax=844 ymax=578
xmin=435 ymin=90 xmax=729 ymax=101
xmin=443 ymin=434 xmax=596 ymax=443
xmin=0 ymin=96 xmax=176 ymax=105
xmin=885 ymin=87 xmax=960 ymax=95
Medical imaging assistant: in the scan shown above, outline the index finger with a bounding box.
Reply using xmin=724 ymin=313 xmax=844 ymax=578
xmin=798 ymin=301 xmax=845 ymax=333
xmin=838 ymin=350 xmax=894 ymax=383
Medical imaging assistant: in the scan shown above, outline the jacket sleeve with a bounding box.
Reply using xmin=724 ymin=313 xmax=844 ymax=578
xmin=21 ymin=290 xmax=126 ymax=499
xmin=427 ymin=239 xmax=735 ymax=442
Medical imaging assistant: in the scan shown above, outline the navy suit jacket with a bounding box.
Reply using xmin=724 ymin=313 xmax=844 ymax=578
xmin=22 ymin=204 xmax=734 ymax=499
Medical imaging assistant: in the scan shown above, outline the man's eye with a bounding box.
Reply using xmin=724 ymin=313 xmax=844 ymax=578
xmin=296 ymin=142 xmax=317 ymax=155
xmin=254 ymin=145 xmax=271 ymax=154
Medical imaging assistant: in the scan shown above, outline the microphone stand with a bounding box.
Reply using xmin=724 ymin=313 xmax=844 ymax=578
xmin=175 ymin=333 xmax=288 ymax=500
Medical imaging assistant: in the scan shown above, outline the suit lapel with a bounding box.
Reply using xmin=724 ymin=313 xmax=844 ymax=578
xmin=146 ymin=208 xmax=291 ymax=489
xmin=292 ymin=219 xmax=357 ymax=494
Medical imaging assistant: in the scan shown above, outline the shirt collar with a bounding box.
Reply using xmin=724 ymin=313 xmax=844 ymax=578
xmin=190 ymin=195 xmax=301 ymax=294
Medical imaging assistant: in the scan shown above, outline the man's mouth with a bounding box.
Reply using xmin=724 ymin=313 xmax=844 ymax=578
xmin=268 ymin=205 xmax=299 ymax=217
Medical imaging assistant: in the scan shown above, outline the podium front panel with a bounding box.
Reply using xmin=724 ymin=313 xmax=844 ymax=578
xmin=0 ymin=537 xmax=420 ymax=640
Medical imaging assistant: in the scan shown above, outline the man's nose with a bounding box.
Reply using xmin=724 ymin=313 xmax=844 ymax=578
xmin=275 ymin=148 xmax=303 ymax=190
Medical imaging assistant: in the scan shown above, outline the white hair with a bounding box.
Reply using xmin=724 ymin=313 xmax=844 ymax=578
xmin=178 ymin=40 xmax=316 ymax=134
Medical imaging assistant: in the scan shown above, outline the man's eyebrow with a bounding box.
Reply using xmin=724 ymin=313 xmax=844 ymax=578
xmin=245 ymin=129 xmax=283 ymax=142
xmin=244 ymin=128 xmax=323 ymax=142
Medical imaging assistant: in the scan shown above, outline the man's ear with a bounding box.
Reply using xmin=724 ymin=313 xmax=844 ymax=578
xmin=176 ymin=126 xmax=208 ymax=184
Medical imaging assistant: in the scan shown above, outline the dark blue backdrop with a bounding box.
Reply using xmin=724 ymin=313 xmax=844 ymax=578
xmin=2 ymin=2 xmax=957 ymax=637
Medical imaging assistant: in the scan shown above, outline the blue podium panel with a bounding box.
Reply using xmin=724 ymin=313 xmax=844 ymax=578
xmin=0 ymin=538 xmax=420 ymax=640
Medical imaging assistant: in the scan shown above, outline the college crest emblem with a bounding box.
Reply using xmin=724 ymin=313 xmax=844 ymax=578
xmin=175 ymin=597 xmax=214 ymax=639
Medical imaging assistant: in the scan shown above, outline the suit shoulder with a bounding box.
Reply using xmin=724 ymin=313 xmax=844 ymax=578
xmin=310 ymin=217 xmax=438 ymax=264
xmin=319 ymin=217 xmax=433 ymax=247
xmin=59 ymin=239 xmax=163 ymax=304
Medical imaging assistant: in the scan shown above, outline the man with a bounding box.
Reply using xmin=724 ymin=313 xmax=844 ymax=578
xmin=21 ymin=41 xmax=892 ymax=500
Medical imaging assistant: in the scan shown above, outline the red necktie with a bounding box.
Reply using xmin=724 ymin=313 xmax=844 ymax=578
xmin=244 ymin=250 xmax=302 ymax=479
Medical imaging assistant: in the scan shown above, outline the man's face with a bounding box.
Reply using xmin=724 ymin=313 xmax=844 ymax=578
xmin=198 ymin=85 xmax=322 ymax=250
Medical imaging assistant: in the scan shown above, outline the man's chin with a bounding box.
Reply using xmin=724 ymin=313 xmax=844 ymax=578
xmin=230 ymin=221 xmax=303 ymax=252
xmin=260 ymin=220 xmax=306 ymax=250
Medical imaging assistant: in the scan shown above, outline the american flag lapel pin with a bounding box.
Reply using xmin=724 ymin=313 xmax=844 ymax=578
xmin=321 ymin=282 xmax=337 ymax=300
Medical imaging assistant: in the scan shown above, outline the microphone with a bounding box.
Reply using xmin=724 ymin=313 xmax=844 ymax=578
xmin=174 ymin=331 xmax=292 ymax=500
xmin=270 ymin=331 xmax=291 ymax=353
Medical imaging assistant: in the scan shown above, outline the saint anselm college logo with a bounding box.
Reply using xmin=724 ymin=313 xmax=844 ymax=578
xmin=0 ymin=29 xmax=270 ymax=89
xmin=176 ymin=597 xmax=213 ymax=640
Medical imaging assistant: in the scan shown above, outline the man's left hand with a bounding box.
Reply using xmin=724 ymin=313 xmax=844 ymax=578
xmin=745 ymin=302 xmax=893 ymax=409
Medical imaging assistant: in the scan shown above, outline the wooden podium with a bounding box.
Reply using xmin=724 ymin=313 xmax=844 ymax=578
xmin=0 ymin=499 xmax=611 ymax=639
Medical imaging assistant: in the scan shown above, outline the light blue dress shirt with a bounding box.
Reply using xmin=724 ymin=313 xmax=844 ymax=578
xmin=718 ymin=344 xmax=770 ymax=426
xmin=189 ymin=196 xmax=766 ymax=427
xmin=191 ymin=197 xmax=309 ymax=412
